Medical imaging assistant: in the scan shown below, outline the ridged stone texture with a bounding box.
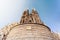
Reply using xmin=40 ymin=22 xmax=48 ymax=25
xmin=6 ymin=24 xmax=53 ymax=40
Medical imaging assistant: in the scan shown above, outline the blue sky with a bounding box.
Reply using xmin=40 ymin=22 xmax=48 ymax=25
xmin=0 ymin=0 xmax=60 ymax=33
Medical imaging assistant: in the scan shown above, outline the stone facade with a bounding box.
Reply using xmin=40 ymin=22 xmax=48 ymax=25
xmin=6 ymin=24 xmax=53 ymax=40
xmin=0 ymin=9 xmax=60 ymax=40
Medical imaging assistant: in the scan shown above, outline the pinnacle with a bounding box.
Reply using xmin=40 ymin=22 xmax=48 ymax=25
xmin=32 ymin=8 xmax=38 ymax=14
xmin=32 ymin=8 xmax=36 ymax=11
xmin=20 ymin=9 xmax=43 ymax=24
xmin=23 ymin=9 xmax=29 ymax=16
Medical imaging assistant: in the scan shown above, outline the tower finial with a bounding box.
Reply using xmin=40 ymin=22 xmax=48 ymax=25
xmin=32 ymin=8 xmax=36 ymax=11
xmin=32 ymin=8 xmax=38 ymax=14
xmin=23 ymin=8 xmax=29 ymax=16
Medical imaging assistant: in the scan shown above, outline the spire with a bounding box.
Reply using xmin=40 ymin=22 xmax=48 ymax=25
xmin=23 ymin=9 xmax=29 ymax=16
xmin=32 ymin=8 xmax=38 ymax=14
xmin=20 ymin=9 xmax=29 ymax=24
xmin=20 ymin=9 xmax=43 ymax=24
xmin=31 ymin=9 xmax=43 ymax=24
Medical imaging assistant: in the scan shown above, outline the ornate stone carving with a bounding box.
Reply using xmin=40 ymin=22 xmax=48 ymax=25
xmin=20 ymin=9 xmax=43 ymax=24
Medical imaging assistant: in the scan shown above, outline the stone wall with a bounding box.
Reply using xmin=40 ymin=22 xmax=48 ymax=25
xmin=5 ymin=24 xmax=53 ymax=40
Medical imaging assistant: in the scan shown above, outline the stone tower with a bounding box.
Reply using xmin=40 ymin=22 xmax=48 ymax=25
xmin=20 ymin=9 xmax=43 ymax=24
xmin=0 ymin=9 xmax=59 ymax=40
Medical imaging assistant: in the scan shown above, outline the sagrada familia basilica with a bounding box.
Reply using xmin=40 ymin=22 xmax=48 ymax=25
xmin=0 ymin=9 xmax=60 ymax=40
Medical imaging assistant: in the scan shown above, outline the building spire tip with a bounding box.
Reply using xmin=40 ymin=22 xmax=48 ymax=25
xmin=32 ymin=8 xmax=36 ymax=11
xmin=24 ymin=8 xmax=29 ymax=11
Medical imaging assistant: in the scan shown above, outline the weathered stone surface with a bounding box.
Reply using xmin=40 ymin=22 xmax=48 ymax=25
xmin=6 ymin=24 xmax=53 ymax=40
xmin=58 ymin=33 xmax=60 ymax=40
